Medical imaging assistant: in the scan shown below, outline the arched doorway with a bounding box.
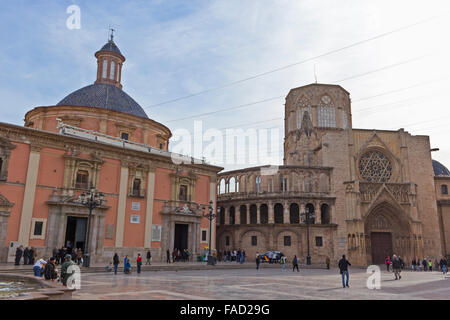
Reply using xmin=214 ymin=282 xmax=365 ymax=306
xmin=365 ymin=201 xmax=411 ymax=265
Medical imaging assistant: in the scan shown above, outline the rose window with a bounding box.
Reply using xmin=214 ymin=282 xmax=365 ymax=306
xmin=358 ymin=151 xmax=392 ymax=182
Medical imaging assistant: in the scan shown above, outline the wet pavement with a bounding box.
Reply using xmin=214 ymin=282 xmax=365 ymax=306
xmin=72 ymin=266 xmax=450 ymax=300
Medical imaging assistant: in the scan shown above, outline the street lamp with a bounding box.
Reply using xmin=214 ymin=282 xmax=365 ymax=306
xmin=202 ymin=200 xmax=217 ymax=266
xmin=77 ymin=188 xmax=105 ymax=267
xmin=300 ymin=206 xmax=315 ymax=265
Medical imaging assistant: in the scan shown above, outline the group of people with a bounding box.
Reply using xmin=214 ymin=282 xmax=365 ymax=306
xmin=30 ymin=254 xmax=80 ymax=287
xmin=217 ymin=249 xmax=246 ymax=263
xmin=111 ymin=252 xmax=147 ymax=274
xmin=165 ymin=248 xmax=191 ymax=263
xmin=14 ymin=246 xmax=37 ymax=265
xmin=410 ymin=257 xmax=448 ymax=274
xmin=51 ymin=247 xmax=84 ymax=266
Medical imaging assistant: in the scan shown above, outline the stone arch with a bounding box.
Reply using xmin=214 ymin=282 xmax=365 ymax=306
xmin=289 ymin=203 xmax=299 ymax=224
xmin=229 ymin=206 xmax=235 ymax=225
xmin=239 ymin=205 xmax=247 ymax=224
xmin=229 ymin=177 xmax=236 ymax=192
xmin=304 ymin=203 xmax=315 ymax=224
xmin=249 ymin=204 xmax=257 ymax=224
xmin=274 ymin=203 xmax=284 ymax=224
xmin=260 ymin=204 xmax=268 ymax=224
xmin=217 ymin=230 xmax=234 ymax=251
xmin=238 ymin=229 xmax=268 ymax=258
xmin=364 ymin=200 xmax=412 ymax=265
xmin=320 ymin=203 xmax=330 ymax=224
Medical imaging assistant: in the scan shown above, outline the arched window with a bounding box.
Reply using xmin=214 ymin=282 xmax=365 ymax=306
xmin=274 ymin=203 xmax=284 ymax=224
xmin=304 ymin=203 xmax=315 ymax=224
xmin=260 ymin=204 xmax=268 ymax=224
xmin=229 ymin=206 xmax=235 ymax=225
xmin=236 ymin=179 xmax=240 ymax=193
xmin=318 ymin=95 xmax=336 ymax=127
xmin=239 ymin=205 xmax=247 ymax=224
xmin=102 ymin=60 xmax=108 ymax=78
xmin=110 ymin=60 xmax=116 ymax=80
xmin=255 ymin=176 xmax=261 ymax=193
xmin=229 ymin=177 xmax=235 ymax=192
xmin=442 ymin=184 xmax=448 ymax=195
xmin=219 ymin=207 xmax=225 ymax=225
xmin=75 ymin=170 xmax=89 ymax=189
xmin=219 ymin=179 xmax=226 ymax=194
xmin=320 ymin=204 xmax=330 ymax=224
xmin=296 ymin=95 xmax=312 ymax=129
xmin=250 ymin=204 xmax=257 ymax=224
xmin=290 ymin=203 xmax=299 ymax=224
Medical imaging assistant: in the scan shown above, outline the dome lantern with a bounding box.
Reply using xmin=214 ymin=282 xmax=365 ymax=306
xmin=94 ymin=29 xmax=125 ymax=89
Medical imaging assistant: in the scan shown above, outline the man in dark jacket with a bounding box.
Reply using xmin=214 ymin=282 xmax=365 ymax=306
xmin=44 ymin=257 xmax=58 ymax=281
xmin=392 ymin=255 xmax=402 ymax=280
xmin=61 ymin=255 xmax=76 ymax=286
xmin=146 ymin=250 xmax=151 ymax=265
xmin=15 ymin=246 xmax=23 ymax=265
xmin=23 ymin=247 xmax=29 ymax=265
xmin=338 ymin=254 xmax=351 ymax=288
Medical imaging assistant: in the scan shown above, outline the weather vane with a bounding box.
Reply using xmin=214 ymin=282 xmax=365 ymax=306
xmin=109 ymin=25 xmax=116 ymax=41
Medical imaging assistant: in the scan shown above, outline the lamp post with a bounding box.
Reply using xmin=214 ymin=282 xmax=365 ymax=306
xmin=300 ymin=206 xmax=314 ymax=265
xmin=202 ymin=200 xmax=217 ymax=265
xmin=77 ymin=188 xmax=105 ymax=267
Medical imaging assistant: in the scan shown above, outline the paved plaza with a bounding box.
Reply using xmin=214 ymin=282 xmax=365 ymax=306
xmin=72 ymin=266 xmax=450 ymax=300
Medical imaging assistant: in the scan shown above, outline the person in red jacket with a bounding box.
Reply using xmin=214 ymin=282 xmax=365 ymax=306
xmin=137 ymin=253 xmax=142 ymax=274
xmin=385 ymin=257 xmax=391 ymax=272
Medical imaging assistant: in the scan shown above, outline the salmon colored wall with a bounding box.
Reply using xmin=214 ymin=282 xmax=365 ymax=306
xmin=80 ymin=117 xmax=100 ymax=132
xmin=43 ymin=117 xmax=59 ymax=132
xmin=36 ymin=148 xmax=65 ymax=187
xmin=103 ymin=196 xmax=118 ymax=247
xmin=29 ymin=188 xmax=53 ymax=247
xmin=195 ymin=175 xmax=211 ymax=229
xmin=7 ymin=143 xmax=30 ymax=183
xmin=1 ymin=185 xmax=25 ymax=246
xmin=123 ymin=196 xmax=146 ymax=247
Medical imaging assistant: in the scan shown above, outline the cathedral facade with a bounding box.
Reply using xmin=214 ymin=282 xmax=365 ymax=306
xmin=217 ymin=83 xmax=450 ymax=266
xmin=0 ymin=37 xmax=222 ymax=263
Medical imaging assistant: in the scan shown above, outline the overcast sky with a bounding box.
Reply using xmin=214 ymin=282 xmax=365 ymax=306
xmin=1 ymin=1 xmax=449 ymax=171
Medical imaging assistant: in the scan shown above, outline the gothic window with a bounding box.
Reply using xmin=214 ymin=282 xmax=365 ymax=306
xmin=296 ymin=95 xmax=312 ymax=129
xmin=442 ymin=185 xmax=448 ymax=195
xmin=75 ymin=170 xmax=89 ymax=189
xmin=229 ymin=177 xmax=236 ymax=192
xmin=359 ymin=151 xmax=393 ymax=183
xmin=318 ymin=95 xmax=336 ymax=127
xmin=219 ymin=179 xmax=226 ymax=194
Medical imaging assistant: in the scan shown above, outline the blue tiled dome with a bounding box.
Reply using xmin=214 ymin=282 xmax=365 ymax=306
xmin=432 ymin=160 xmax=450 ymax=176
xmin=57 ymin=83 xmax=148 ymax=119
xmin=100 ymin=40 xmax=122 ymax=56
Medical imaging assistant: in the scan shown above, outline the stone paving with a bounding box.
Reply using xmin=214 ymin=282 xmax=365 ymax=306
xmin=72 ymin=266 xmax=450 ymax=300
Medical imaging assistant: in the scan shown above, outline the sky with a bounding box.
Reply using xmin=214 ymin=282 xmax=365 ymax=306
xmin=0 ymin=0 xmax=450 ymax=171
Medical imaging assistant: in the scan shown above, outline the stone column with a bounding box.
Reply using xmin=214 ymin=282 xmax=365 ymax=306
xmin=246 ymin=204 xmax=250 ymax=225
xmin=256 ymin=205 xmax=261 ymax=224
xmin=315 ymin=201 xmax=322 ymax=224
xmin=235 ymin=207 xmax=241 ymax=225
xmin=224 ymin=207 xmax=229 ymax=225
xmin=18 ymin=145 xmax=41 ymax=246
xmin=114 ymin=164 xmax=129 ymax=247
xmin=283 ymin=201 xmax=289 ymax=224
xmin=144 ymin=168 xmax=156 ymax=248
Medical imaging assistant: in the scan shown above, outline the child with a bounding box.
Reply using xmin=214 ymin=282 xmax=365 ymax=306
xmin=106 ymin=262 xmax=112 ymax=272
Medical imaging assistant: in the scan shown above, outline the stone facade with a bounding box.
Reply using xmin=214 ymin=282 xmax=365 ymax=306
xmin=217 ymin=83 xmax=449 ymax=266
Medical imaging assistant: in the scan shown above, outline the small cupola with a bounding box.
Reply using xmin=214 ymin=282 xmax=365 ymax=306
xmin=94 ymin=30 xmax=125 ymax=89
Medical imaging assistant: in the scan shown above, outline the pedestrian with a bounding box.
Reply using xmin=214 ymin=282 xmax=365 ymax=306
xmin=76 ymin=248 xmax=83 ymax=265
xmin=256 ymin=252 xmax=260 ymax=270
xmin=166 ymin=249 xmax=171 ymax=263
xmin=422 ymin=258 xmax=427 ymax=272
xmin=428 ymin=259 xmax=433 ymax=271
xmin=392 ymin=254 xmax=402 ymax=280
xmin=385 ymin=257 xmax=391 ymax=272
xmin=417 ymin=258 xmax=421 ymax=271
xmin=15 ymin=246 xmax=23 ymax=266
xmin=33 ymin=258 xmax=46 ymax=277
xmin=61 ymin=254 xmax=75 ymax=286
xmin=44 ymin=257 xmax=58 ymax=281
xmin=23 ymin=247 xmax=29 ymax=265
xmin=113 ymin=253 xmax=119 ymax=275
xmin=124 ymin=255 xmax=131 ymax=274
xmin=439 ymin=257 xmax=447 ymax=276
xmin=240 ymin=251 xmax=244 ymax=264
xmin=146 ymin=250 xmax=151 ymax=265
xmin=412 ymin=258 xmax=416 ymax=271
xmin=434 ymin=259 xmax=439 ymax=271
xmin=57 ymin=247 xmax=64 ymax=265
xmin=281 ymin=255 xmax=287 ymax=272
xmin=136 ymin=253 xmax=142 ymax=274
xmin=338 ymin=254 xmax=351 ymax=288
xmin=52 ymin=248 xmax=58 ymax=263
xmin=292 ymin=255 xmax=299 ymax=272
xmin=326 ymin=256 xmax=330 ymax=270
xmin=106 ymin=262 xmax=112 ymax=272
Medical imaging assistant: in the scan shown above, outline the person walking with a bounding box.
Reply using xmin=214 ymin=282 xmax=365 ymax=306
xmin=338 ymin=254 xmax=351 ymax=288
xmin=124 ymin=255 xmax=131 ymax=274
xmin=136 ymin=253 xmax=142 ymax=274
xmin=412 ymin=258 xmax=416 ymax=271
xmin=439 ymin=257 xmax=447 ymax=276
xmin=422 ymin=258 xmax=427 ymax=272
xmin=326 ymin=256 xmax=330 ymax=270
xmin=23 ymin=247 xmax=29 ymax=265
xmin=44 ymin=257 xmax=58 ymax=281
xmin=385 ymin=257 xmax=391 ymax=272
xmin=61 ymin=254 xmax=75 ymax=286
xmin=166 ymin=249 xmax=171 ymax=263
xmin=76 ymin=248 xmax=83 ymax=265
xmin=392 ymin=255 xmax=402 ymax=280
xmin=15 ymin=246 xmax=23 ymax=266
xmin=113 ymin=253 xmax=119 ymax=275
xmin=428 ymin=259 xmax=433 ymax=272
xmin=281 ymin=255 xmax=287 ymax=272
xmin=146 ymin=250 xmax=151 ymax=265
xmin=292 ymin=255 xmax=299 ymax=272
xmin=256 ymin=252 xmax=260 ymax=270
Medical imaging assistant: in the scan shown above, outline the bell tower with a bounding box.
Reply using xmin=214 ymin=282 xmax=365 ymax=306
xmin=94 ymin=29 xmax=125 ymax=89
